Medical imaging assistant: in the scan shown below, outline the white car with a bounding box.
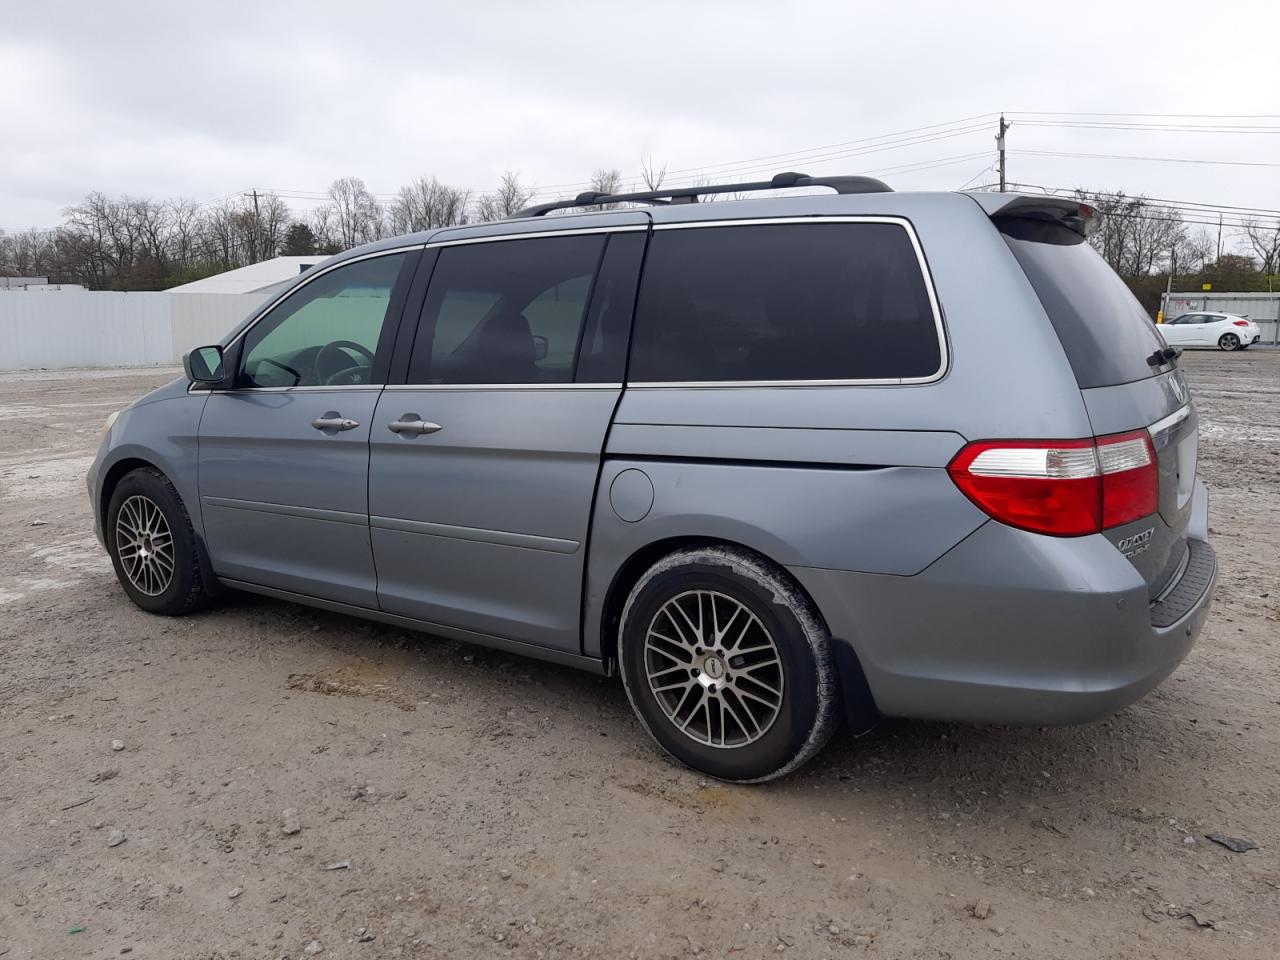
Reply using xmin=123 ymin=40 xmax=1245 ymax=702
xmin=1160 ymin=311 xmax=1262 ymax=351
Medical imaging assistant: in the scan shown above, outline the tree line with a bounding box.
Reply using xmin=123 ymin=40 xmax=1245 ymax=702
xmin=1075 ymin=189 xmax=1280 ymax=315
xmin=2 ymin=171 xmax=1277 ymax=304
xmin=0 ymin=170 xmax=548 ymax=290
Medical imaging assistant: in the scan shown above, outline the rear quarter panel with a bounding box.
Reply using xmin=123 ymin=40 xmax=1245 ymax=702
xmin=583 ymin=194 xmax=1095 ymax=658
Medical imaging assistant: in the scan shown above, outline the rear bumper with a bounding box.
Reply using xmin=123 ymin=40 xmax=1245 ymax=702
xmin=791 ymin=482 xmax=1216 ymax=726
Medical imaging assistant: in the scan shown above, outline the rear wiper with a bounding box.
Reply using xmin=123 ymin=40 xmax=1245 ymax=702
xmin=1147 ymin=346 xmax=1180 ymax=368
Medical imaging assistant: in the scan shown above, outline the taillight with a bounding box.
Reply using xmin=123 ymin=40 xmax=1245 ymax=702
xmin=1232 ymin=320 xmax=1249 ymax=327
xmin=948 ymin=431 xmax=1157 ymax=537
xmin=1097 ymin=430 xmax=1159 ymax=527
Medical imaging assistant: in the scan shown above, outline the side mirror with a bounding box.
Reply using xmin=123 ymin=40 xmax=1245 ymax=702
xmin=183 ymin=344 xmax=225 ymax=384
xmin=532 ymin=335 xmax=549 ymax=362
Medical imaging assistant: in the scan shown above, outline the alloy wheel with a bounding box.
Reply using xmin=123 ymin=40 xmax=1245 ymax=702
xmin=643 ymin=590 xmax=784 ymax=748
xmin=115 ymin=494 xmax=175 ymax=596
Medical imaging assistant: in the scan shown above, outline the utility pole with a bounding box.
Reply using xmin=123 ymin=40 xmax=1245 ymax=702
xmin=244 ymin=188 xmax=262 ymax=263
xmin=1160 ymin=244 xmax=1177 ymax=323
xmin=1216 ymin=212 xmax=1223 ymax=262
xmin=996 ymin=114 xmax=1010 ymax=192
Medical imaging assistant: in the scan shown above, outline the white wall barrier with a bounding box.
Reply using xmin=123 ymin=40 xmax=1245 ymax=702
xmin=0 ymin=290 xmax=266 ymax=371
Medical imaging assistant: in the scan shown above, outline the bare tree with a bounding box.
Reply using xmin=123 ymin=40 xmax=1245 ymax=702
xmin=585 ymin=168 xmax=623 ymax=210
xmin=318 ymin=177 xmax=384 ymax=249
xmin=257 ymin=193 xmax=292 ymax=259
xmin=475 ymin=171 xmax=535 ymax=222
xmin=1173 ymin=227 xmax=1216 ymax=277
xmin=641 ymin=155 xmax=667 ymax=191
xmin=169 ymin=198 xmax=203 ymax=266
xmin=389 ymin=177 xmax=471 ymax=233
xmin=1075 ymin=190 xmax=1187 ymax=277
xmin=690 ymin=174 xmax=725 ymax=204
xmin=308 ymin=205 xmax=342 ymax=255
xmin=1241 ymin=217 xmax=1280 ymax=275
xmin=0 ymin=228 xmax=57 ymax=277
xmin=203 ymin=200 xmax=244 ymax=270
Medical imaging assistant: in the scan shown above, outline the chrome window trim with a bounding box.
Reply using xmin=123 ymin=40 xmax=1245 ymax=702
xmin=1148 ymin=404 xmax=1191 ymax=439
xmin=382 ymin=382 xmax=621 ymax=392
xmin=194 ymin=384 xmax=385 ymax=395
xmin=424 ymin=224 xmax=647 ymax=249
xmin=632 ymin=215 xmax=948 ymax=389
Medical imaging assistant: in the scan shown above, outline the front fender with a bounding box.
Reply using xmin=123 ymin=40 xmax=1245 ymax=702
xmin=91 ymin=389 xmax=209 ymax=544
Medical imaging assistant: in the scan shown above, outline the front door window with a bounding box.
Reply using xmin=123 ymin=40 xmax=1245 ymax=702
xmin=239 ymin=253 xmax=408 ymax=387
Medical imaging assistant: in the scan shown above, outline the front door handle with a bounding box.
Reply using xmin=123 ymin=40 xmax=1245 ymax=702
xmin=311 ymin=414 xmax=360 ymax=432
xmin=387 ymin=414 xmax=443 ymax=436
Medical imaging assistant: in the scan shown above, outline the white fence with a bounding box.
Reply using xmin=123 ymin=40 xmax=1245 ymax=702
xmin=0 ymin=290 xmax=266 ymax=370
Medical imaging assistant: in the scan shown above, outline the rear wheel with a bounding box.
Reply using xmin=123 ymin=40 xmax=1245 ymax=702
xmin=1219 ymin=332 xmax=1241 ymax=351
xmin=106 ymin=467 xmax=212 ymax=615
xmin=618 ymin=546 xmax=838 ymax=782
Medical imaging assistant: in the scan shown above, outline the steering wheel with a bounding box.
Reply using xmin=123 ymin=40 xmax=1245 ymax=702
xmin=315 ymin=340 xmax=376 ymax=386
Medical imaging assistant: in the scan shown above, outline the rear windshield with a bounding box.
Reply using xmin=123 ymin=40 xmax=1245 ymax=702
xmin=998 ymin=217 xmax=1167 ymax=389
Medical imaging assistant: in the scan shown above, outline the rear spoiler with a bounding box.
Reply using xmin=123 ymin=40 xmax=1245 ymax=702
xmin=965 ymin=192 xmax=1100 ymax=238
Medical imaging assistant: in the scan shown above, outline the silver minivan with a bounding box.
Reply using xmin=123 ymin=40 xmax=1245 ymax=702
xmin=89 ymin=173 xmax=1217 ymax=782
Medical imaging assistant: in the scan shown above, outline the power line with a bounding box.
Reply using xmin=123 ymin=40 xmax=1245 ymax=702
xmin=1016 ymin=185 xmax=1280 ymax=218
xmin=1011 ymin=149 xmax=1280 ymax=169
xmin=1014 ymin=120 xmax=1280 ymax=134
xmin=522 ymin=123 xmax=996 ymax=199
xmin=1003 ymin=183 xmax=1276 ymax=231
xmin=1007 ymin=110 xmax=1280 ymax=119
xmin=653 ymin=115 xmax=998 ymax=179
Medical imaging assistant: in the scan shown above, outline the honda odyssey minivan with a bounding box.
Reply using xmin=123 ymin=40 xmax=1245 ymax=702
xmin=89 ymin=172 xmax=1216 ymax=782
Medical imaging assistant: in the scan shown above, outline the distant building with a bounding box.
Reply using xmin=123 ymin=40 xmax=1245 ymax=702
xmin=0 ymin=276 xmax=49 ymax=290
xmin=168 ymin=256 xmax=322 ymax=299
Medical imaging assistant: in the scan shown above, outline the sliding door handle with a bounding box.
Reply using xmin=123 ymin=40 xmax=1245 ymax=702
xmin=387 ymin=415 xmax=443 ymax=436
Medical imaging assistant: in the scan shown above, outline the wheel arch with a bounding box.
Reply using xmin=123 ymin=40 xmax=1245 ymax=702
xmin=99 ymin=456 xmax=161 ymax=528
xmin=98 ymin=452 xmax=220 ymax=594
xmin=597 ymin=535 xmax=879 ymax=735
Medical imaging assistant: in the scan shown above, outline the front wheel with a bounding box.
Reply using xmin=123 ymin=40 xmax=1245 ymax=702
xmin=106 ymin=467 xmax=213 ymax=615
xmin=1219 ymin=333 xmax=1241 ymax=351
xmin=618 ymin=546 xmax=838 ymax=782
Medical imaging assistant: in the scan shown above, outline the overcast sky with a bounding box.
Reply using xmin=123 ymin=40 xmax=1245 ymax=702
xmin=3 ymin=0 xmax=1278 ymax=244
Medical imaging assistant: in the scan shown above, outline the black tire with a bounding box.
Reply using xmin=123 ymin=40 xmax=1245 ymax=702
xmin=618 ymin=546 xmax=838 ymax=783
xmin=105 ymin=467 xmax=212 ymax=615
xmin=1218 ymin=333 xmax=1240 ymax=351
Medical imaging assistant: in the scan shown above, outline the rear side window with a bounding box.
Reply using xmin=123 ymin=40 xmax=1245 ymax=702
xmin=628 ymin=222 xmax=942 ymax=383
xmin=998 ymin=218 xmax=1167 ymax=389
xmin=408 ymin=234 xmax=604 ymax=384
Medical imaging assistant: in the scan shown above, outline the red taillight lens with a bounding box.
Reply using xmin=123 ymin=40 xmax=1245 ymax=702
xmin=948 ymin=432 xmax=1157 ymax=537
xmin=1233 ymin=320 xmax=1249 ymax=327
xmin=1097 ymin=430 xmax=1158 ymax=528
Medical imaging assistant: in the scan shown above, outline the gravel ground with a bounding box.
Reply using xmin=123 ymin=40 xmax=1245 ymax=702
xmin=1 ymin=352 xmax=1277 ymax=960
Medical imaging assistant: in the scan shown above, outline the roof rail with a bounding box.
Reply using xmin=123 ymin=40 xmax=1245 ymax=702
xmin=512 ymin=170 xmax=893 ymax=218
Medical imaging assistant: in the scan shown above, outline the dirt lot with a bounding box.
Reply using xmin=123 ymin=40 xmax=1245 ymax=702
xmin=1 ymin=351 xmax=1277 ymax=960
